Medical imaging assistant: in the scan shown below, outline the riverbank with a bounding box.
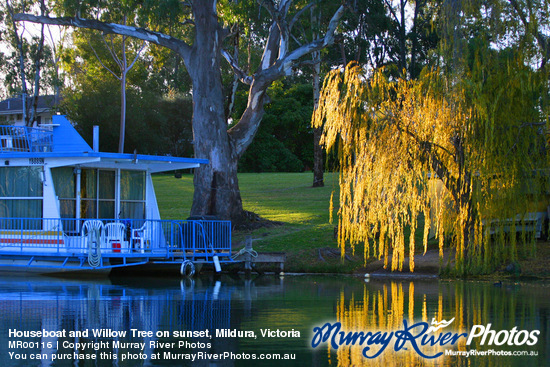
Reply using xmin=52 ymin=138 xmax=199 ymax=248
xmin=360 ymin=242 xmax=550 ymax=280
xmin=239 ymin=241 xmax=550 ymax=280
xmin=154 ymin=172 xmax=550 ymax=279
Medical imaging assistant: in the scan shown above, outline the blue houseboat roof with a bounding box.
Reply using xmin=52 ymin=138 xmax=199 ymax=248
xmin=0 ymin=115 xmax=208 ymax=172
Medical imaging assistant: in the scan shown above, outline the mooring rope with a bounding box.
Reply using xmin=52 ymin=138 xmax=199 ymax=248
xmin=87 ymin=227 xmax=102 ymax=268
xmin=231 ymin=246 xmax=258 ymax=260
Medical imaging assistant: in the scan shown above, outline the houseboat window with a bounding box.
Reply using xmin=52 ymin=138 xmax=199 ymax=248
xmin=0 ymin=167 xmax=43 ymax=221
xmin=81 ymin=169 xmax=115 ymax=219
xmin=51 ymin=167 xmax=77 ymax=232
xmin=98 ymin=170 xmax=115 ymax=218
xmin=51 ymin=167 xmax=76 ymax=219
xmin=120 ymin=170 xmax=145 ymax=219
xmin=80 ymin=169 xmax=96 ymax=218
xmin=51 ymin=168 xmax=145 ymax=222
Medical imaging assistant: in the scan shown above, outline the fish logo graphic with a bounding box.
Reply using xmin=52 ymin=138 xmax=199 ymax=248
xmin=426 ymin=318 xmax=455 ymax=333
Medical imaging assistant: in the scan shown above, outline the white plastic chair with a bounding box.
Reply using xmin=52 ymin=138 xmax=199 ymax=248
xmin=104 ymin=222 xmax=127 ymax=253
xmin=131 ymin=221 xmax=150 ymax=253
xmin=81 ymin=220 xmax=104 ymax=238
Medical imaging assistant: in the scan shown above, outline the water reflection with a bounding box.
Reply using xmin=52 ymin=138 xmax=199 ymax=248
xmin=0 ymin=275 xmax=546 ymax=366
xmin=334 ymin=280 xmax=549 ymax=367
xmin=0 ymin=276 xmax=238 ymax=366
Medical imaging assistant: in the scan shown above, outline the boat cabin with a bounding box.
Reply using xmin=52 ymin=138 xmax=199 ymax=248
xmin=0 ymin=116 xmax=231 ymax=274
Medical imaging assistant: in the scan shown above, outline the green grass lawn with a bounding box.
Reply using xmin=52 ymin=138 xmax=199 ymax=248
xmin=153 ymin=172 xmax=338 ymax=222
xmin=153 ymin=172 xmax=364 ymax=273
xmin=153 ymin=172 xmax=550 ymax=276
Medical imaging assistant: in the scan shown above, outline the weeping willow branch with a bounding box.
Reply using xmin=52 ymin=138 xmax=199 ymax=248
xmin=314 ymin=61 xmax=548 ymax=275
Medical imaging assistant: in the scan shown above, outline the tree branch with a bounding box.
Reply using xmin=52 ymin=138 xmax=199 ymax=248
xmin=257 ymin=0 xmax=295 ymax=68
xmin=508 ymin=0 xmax=550 ymax=68
xmin=519 ymin=121 xmax=546 ymax=128
xmin=384 ymin=0 xmax=401 ymax=24
xmin=127 ymin=41 xmax=147 ymax=71
xmin=221 ymin=49 xmax=253 ymax=85
xmin=87 ymin=39 xmax=121 ymax=80
xmin=258 ymin=22 xmax=281 ymax=71
xmin=228 ymin=4 xmax=345 ymax=157
xmin=273 ymin=5 xmax=344 ymax=73
xmin=289 ymin=2 xmax=315 ymax=31
xmin=102 ymin=34 xmax=123 ymax=69
xmin=258 ymin=0 xmax=277 ymax=18
xmin=7 ymin=0 xmax=29 ymax=124
xmin=276 ymin=0 xmax=296 ymax=60
xmin=290 ymin=32 xmax=303 ymax=48
xmin=180 ymin=19 xmax=195 ymax=28
xmin=13 ymin=13 xmax=192 ymax=59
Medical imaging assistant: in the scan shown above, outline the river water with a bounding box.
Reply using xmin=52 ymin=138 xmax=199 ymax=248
xmin=0 ymin=274 xmax=547 ymax=366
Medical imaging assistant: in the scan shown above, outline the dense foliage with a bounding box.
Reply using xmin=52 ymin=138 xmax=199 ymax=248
xmin=62 ymin=81 xmax=193 ymax=157
xmin=59 ymin=27 xmax=193 ymax=156
xmin=238 ymin=82 xmax=314 ymax=172
xmin=311 ymin=0 xmax=550 ymax=275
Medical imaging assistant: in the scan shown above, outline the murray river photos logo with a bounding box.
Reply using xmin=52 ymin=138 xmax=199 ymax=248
xmin=310 ymin=318 xmax=540 ymax=359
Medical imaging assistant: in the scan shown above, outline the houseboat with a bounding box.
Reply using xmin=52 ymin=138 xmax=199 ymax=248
xmin=0 ymin=116 xmax=232 ymax=275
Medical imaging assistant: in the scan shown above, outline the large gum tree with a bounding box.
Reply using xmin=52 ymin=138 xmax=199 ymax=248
xmin=15 ymin=0 xmax=344 ymax=224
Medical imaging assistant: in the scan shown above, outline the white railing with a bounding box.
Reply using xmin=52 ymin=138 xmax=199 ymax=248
xmin=0 ymin=217 xmax=232 ymax=259
xmin=0 ymin=125 xmax=53 ymax=153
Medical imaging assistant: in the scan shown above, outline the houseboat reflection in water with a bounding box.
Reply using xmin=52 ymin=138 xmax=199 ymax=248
xmin=0 ymin=275 xmax=239 ymax=366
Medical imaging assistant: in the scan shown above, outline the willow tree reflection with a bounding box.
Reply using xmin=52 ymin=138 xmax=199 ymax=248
xmin=332 ymin=280 xmax=546 ymax=367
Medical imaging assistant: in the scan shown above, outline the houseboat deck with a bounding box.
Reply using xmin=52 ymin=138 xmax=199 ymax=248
xmin=0 ymin=217 xmax=233 ymax=273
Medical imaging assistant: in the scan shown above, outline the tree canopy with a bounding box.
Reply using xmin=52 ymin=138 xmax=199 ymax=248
xmin=0 ymin=0 xmax=64 ymax=124
xmin=13 ymin=0 xmax=345 ymax=223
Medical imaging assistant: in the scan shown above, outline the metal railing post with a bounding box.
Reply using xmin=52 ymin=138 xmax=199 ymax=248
xmin=20 ymin=218 xmax=23 ymax=252
xmin=57 ymin=219 xmax=60 ymax=253
xmin=24 ymin=127 xmax=32 ymax=151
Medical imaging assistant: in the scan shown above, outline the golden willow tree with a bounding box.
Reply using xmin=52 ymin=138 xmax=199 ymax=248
xmin=314 ymin=58 xmax=548 ymax=275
